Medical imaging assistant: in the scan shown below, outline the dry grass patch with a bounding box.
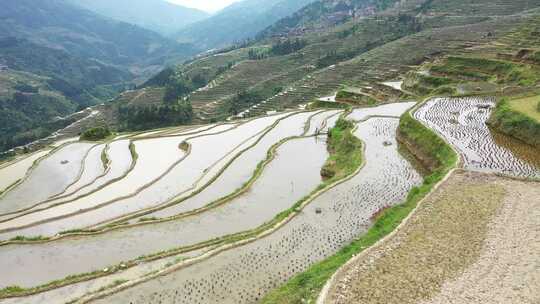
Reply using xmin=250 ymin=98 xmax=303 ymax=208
xmin=327 ymin=171 xmax=506 ymax=304
xmin=508 ymin=95 xmax=540 ymax=122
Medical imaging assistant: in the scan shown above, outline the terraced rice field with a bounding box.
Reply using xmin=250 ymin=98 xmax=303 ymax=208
xmin=414 ymin=97 xmax=540 ymax=178
xmin=0 ymin=143 xmax=96 ymax=214
xmin=92 ymin=117 xmax=423 ymax=304
xmin=0 ymin=100 xmax=537 ymax=304
xmin=0 ymin=150 xmax=51 ymax=194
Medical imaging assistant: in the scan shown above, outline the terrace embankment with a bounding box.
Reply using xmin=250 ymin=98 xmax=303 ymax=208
xmin=488 ymin=96 xmax=540 ymax=148
xmin=322 ymin=170 xmax=540 ymax=304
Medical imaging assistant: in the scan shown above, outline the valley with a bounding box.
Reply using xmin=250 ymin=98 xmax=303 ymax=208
xmin=0 ymin=0 xmax=539 ymax=304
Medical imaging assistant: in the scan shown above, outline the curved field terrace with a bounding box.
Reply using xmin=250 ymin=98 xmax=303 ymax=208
xmin=414 ymin=97 xmax=540 ymax=178
xmin=0 ymin=100 xmax=537 ymax=304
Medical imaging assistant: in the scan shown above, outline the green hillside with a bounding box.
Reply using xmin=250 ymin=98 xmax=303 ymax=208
xmin=0 ymin=0 xmax=199 ymax=69
xmin=0 ymin=0 xmax=201 ymax=153
xmin=123 ymin=0 xmax=540 ymax=128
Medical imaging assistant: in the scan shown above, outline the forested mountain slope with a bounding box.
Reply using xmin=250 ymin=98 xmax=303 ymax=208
xmin=0 ymin=0 xmax=199 ymax=153
xmin=0 ymin=0 xmax=199 ymax=70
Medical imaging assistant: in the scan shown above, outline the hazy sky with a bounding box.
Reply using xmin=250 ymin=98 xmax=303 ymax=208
xmin=165 ymin=0 xmax=242 ymax=12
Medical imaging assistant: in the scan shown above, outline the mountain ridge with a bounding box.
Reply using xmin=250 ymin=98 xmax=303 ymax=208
xmin=174 ymin=0 xmax=318 ymax=50
xmin=68 ymin=0 xmax=209 ymax=35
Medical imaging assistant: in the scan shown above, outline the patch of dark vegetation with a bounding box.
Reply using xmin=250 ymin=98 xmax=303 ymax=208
xmin=308 ymin=100 xmax=350 ymax=110
xmin=80 ymin=126 xmax=112 ymax=141
xmin=117 ymin=101 xmax=193 ymax=131
xmin=336 ymin=90 xmax=377 ymax=105
xmin=223 ymin=90 xmax=263 ymax=115
xmin=9 ymin=235 xmax=46 ymax=242
xmin=270 ymin=38 xmax=307 ymax=56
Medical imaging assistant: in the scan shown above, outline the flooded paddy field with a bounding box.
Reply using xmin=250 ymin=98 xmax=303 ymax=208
xmin=0 ymin=133 xmax=327 ymax=288
xmin=414 ymin=97 xmax=540 ymax=178
xmin=347 ymin=102 xmax=416 ymax=121
xmin=0 ymin=150 xmax=51 ymax=193
xmin=0 ymin=116 xmax=286 ymax=239
xmin=0 ymin=143 xmax=95 ymax=214
xmin=0 ymin=139 xmax=135 ymax=223
xmin=145 ymin=111 xmax=325 ymax=220
xmin=60 ymin=144 xmax=107 ymax=197
xmin=0 ymin=103 xmax=443 ymax=304
xmin=0 ymin=247 xmax=211 ymax=304
xmin=90 ymin=117 xmax=423 ymax=304
xmin=306 ymin=110 xmax=342 ymax=135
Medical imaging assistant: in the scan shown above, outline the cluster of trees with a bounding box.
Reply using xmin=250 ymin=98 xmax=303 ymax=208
xmin=117 ymin=101 xmax=193 ymax=131
xmin=80 ymin=126 xmax=111 ymax=141
xmin=0 ymin=94 xmax=78 ymax=152
xmin=316 ymin=49 xmax=360 ymax=68
xmin=13 ymin=83 xmax=39 ymax=93
xmin=216 ymin=62 xmax=235 ymax=75
xmin=270 ymin=38 xmax=307 ymax=56
xmin=143 ymin=67 xmax=211 ymax=104
xmin=248 ymin=48 xmax=268 ymax=60
xmin=224 ymin=90 xmax=261 ymax=115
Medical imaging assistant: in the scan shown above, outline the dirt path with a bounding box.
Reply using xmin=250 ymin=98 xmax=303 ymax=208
xmin=322 ymin=170 xmax=540 ymax=304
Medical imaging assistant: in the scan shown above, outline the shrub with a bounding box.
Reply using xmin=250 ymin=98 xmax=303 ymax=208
xmin=80 ymin=126 xmax=112 ymax=141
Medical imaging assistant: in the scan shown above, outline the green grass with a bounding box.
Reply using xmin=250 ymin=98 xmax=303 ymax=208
xmin=336 ymin=90 xmax=377 ymax=105
xmin=443 ymin=57 xmax=539 ymax=86
xmin=321 ymin=118 xmax=362 ymax=180
xmin=488 ymin=97 xmax=540 ymax=147
xmin=399 ymin=111 xmax=457 ymax=170
xmin=9 ymin=235 xmax=47 ymax=242
xmin=408 ymin=55 xmax=540 ymax=96
xmin=308 ymin=100 xmax=350 ymax=110
xmin=508 ymin=95 xmax=540 ymax=122
xmin=260 ymin=108 xmax=457 ymax=304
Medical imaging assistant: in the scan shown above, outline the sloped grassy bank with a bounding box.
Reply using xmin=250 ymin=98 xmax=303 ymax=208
xmin=320 ymin=119 xmax=362 ymax=180
xmin=488 ymin=97 xmax=540 ymax=148
xmin=260 ymin=106 xmax=458 ymax=304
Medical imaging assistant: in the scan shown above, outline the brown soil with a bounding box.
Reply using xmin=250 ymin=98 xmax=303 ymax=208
xmin=324 ymin=170 xmax=540 ymax=304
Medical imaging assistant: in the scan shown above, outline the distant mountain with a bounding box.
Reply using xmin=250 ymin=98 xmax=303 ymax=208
xmin=0 ymin=0 xmax=199 ymax=69
xmin=0 ymin=0 xmax=201 ymax=153
xmin=174 ymin=0 xmax=317 ymax=50
xmin=0 ymin=37 xmax=129 ymax=89
xmin=68 ymin=0 xmax=209 ymax=35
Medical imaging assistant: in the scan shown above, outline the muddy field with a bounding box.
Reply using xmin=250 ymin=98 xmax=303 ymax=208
xmin=321 ymin=170 xmax=539 ymax=304
xmin=414 ymin=97 xmax=540 ymax=178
